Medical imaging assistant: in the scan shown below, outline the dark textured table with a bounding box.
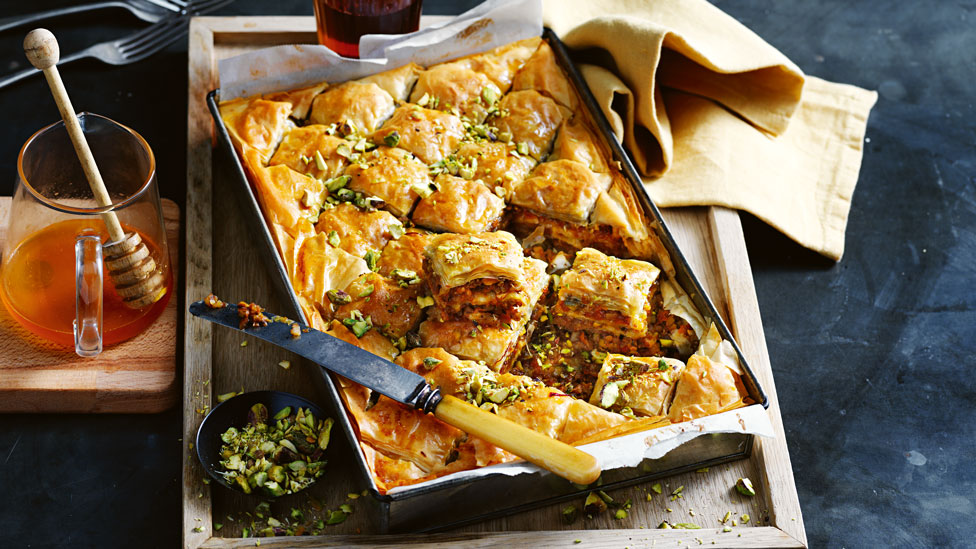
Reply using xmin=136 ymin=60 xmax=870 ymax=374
xmin=0 ymin=1 xmax=972 ymax=547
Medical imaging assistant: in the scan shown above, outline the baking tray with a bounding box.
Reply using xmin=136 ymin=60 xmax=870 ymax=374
xmin=206 ymin=27 xmax=768 ymax=533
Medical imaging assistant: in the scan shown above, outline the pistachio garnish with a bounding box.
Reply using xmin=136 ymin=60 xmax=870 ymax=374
xmin=561 ymin=504 xmax=578 ymax=524
xmin=383 ymin=131 xmax=400 ymax=148
xmin=583 ymin=492 xmax=607 ymax=515
xmin=217 ymin=406 xmax=333 ymax=497
xmin=735 ymin=477 xmax=756 ymax=496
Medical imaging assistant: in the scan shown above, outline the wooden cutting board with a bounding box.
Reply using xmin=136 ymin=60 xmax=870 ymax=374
xmin=0 ymin=197 xmax=180 ymax=413
xmin=182 ymin=16 xmax=807 ymax=548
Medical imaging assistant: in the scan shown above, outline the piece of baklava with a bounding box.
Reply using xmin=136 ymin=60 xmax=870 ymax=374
xmin=488 ymin=89 xmax=571 ymax=161
xmin=511 ymin=41 xmax=577 ymax=109
xmin=268 ymin=125 xmax=349 ymax=180
xmin=308 ymin=81 xmax=395 ymax=135
xmin=423 ymin=231 xmax=548 ymax=326
xmin=314 ymin=203 xmax=404 ymax=259
xmin=410 ymin=63 xmax=501 ymax=123
xmin=590 ymin=354 xmax=684 ymax=417
xmin=551 ymin=248 xmax=661 ymax=338
xmin=343 ymin=146 xmax=431 ymax=217
xmin=509 ymin=159 xmax=613 ymax=224
xmin=332 ymin=272 xmax=425 ymax=339
xmin=411 ymin=173 xmax=506 ymax=234
xmin=453 ymin=141 xmax=536 ymax=198
xmin=293 ymin=230 xmax=371 ymax=329
xmin=219 ymin=97 xmax=295 ymax=162
xmin=371 ymin=104 xmax=465 ymax=165
xmin=549 ymin=116 xmax=608 ymax=172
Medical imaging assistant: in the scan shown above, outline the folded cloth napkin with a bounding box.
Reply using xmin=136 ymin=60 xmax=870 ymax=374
xmin=544 ymin=0 xmax=877 ymax=260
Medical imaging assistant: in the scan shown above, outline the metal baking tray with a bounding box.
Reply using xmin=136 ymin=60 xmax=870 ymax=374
xmin=207 ymin=27 xmax=768 ymax=533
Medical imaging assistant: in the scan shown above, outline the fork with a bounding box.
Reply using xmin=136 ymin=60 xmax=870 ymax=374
xmin=0 ymin=0 xmax=181 ymax=33
xmin=0 ymin=0 xmax=235 ymax=89
xmin=0 ymin=14 xmax=190 ymax=89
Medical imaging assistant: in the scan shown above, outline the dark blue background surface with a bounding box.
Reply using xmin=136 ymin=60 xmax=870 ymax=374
xmin=0 ymin=1 xmax=972 ymax=546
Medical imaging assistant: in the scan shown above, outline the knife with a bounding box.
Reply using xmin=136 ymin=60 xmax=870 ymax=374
xmin=189 ymin=300 xmax=601 ymax=485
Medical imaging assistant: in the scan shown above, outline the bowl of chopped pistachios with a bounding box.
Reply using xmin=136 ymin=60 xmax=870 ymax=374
xmin=196 ymin=390 xmax=334 ymax=498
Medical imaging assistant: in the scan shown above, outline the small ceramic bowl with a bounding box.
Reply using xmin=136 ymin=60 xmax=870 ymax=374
xmin=196 ymin=390 xmax=329 ymax=497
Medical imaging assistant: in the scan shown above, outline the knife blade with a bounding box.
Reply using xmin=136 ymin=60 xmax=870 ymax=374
xmin=188 ymin=300 xmax=440 ymax=412
xmin=189 ymin=299 xmax=601 ymax=485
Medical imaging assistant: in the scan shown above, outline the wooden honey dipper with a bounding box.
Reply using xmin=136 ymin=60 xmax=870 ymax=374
xmin=24 ymin=29 xmax=166 ymax=309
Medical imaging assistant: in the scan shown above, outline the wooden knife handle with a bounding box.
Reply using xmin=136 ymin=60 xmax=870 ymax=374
xmin=433 ymin=394 xmax=601 ymax=485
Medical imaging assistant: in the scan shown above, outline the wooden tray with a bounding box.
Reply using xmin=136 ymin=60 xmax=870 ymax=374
xmin=183 ymin=16 xmax=807 ymax=548
xmin=0 ymin=197 xmax=179 ymax=413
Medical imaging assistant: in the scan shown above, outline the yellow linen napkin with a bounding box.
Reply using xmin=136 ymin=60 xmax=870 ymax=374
xmin=544 ymin=0 xmax=877 ymax=260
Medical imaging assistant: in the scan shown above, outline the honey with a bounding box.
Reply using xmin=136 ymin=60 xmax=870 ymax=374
xmin=0 ymin=218 xmax=171 ymax=347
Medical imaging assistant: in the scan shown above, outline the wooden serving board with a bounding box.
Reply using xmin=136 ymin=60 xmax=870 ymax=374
xmin=183 ymin=16 xmax=807 ymax=548
xmin=0 ymin=197 xmax=180 ymax=413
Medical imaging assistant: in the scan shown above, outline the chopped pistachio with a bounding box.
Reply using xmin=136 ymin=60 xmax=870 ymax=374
xmin=326 ymin=510 xmax=347 ymax=525
xmin=347 ymin=492 xmax=360 ymax=500
xmin=561 ymin=504 xmax=578 ymax=524
xmin=741 ymin=514 xmax=750 ymax=523
xmin=326 ymin=174 xmax=350 ymax=192
xmin=384 ymin=131 xmax=401 ymax=148
xmin=515 ymin=142 xmax=529 ymax=155
xmin=722 ymin=526 xmax=732 ymax=533
xmin=364 ymin=250 xmax=381 ymax=272
xmin=614 ymin=509 xmax=628 ymax=520
xmin=422 ymin=357 xmax=442 ymax=370
xmin=339 ymin=503 xmax=354 ymax=514
xmin=240 ymin=340 xmax=248 ymax=347
xmin=273 ymin=406 xmax=292 ymax=421
xmin=389 ymin=223 xmax=405 ymax=239
xmin=217 ymin=391 xmax=240 ymax=403
xmin=278 ymin=360 xmax=291 ymax=370
xmin=314 ymin=150 xmax=327 ymax=171
xmin=327 ymin=289 xmax=353 ymax=305
xmin=583 ymin=492 xmax=607 ymax=515
xmin=735 ymin=477 xmax=756 ymax=497
xmin=358 ymin=284 xmax=375 ymax=298
xmin=216 ymin=406 xmax=332 ymax=497
xmin=480 ymin=84 xmax=500 ymax=105
xmin=416 ymin=295 xmax=435 ymax=308
xmin=651 ymin=483 xmax=662 ymax=494
xmin=416 ymin=93 xmax=430 ymax=107
xmin=327 ymin=230 xmax=341 ymax=247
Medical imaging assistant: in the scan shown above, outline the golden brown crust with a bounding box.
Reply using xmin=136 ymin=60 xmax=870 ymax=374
xmin=219 ymin=98 xmax=294 ymax=162
xmin=410 ymin=63 xmax=499 ymax=123
xmin=489 ymin=90 xmax=571 ymax=161
xmin=371 ymin=105 xmax=465 ymax=165
xmin=453 ymin=141 xmax=536 ymax=197
xmin=376 ymin=230 xmax=431 ymax=278
xmin=344 ymin=146 xmax=429 ymax=217
xmin=668 ymin=354 xmax=747 ymax=423
xmin=314 ymin=203 xmax=403 ymax=259
xmin=411 ymin=173 xmax=506 ymax=234
xmin=308 ymin=81 xmax=395 ymax=134
xmin=550 ymin=116 xmax=608 ymax=173
xmin=510 ymin=159 xmax=612 ymax=223
xmin=358 ymin=62 xmax=423 ymax=102
xmin=268 ymin=125 xmax=348 ymax=180
xmin=263 ymin=81 xmax=329 ymax=120
xmin=334 ymin=272 xmax=425 ymax=339
xmin=511 ymin=41 xmax=577 ymax=109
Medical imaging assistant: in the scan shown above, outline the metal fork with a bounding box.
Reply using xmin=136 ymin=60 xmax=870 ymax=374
xmin=0 ymin=14 xmax=192 ymax=89
xmin=0 ymin=0 xmax=235 ymax=89
xmin=0 ymin=0 xmax=181 ymax=33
